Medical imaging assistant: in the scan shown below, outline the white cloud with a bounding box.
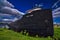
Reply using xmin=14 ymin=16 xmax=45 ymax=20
xmin=52 ymin=7 xmax=60 ymax=13
xmin=0 ymin=0 xmax=25 ymax=23
xmin=0 ymin=0 xmax=14 ymax=8
xmin=52 ymin=0 xmax=60 ymax=8
xmin=52 ymin=7 xmax=60 ymax=18
xmin=2 ymin=17 xmax=19 ymax=22
xmin=0 ymin=13 xmax=12 ymax=16
xmin=0 ymin=7 xmax=25 ymax=16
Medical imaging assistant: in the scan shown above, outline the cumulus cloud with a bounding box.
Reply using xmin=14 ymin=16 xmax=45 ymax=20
xmin=52 ymin=7 xmax=60 ymax=13
xmin=0 ymin=0 xmax=25 ymax=23
xmin=0 ymin=13 xmax=12 ymax=17
xmin=0 ymin=7 xmax=25 ymax=15
xmin=52 ymin=7 xmax=60 ymax=18
xmin=0 ymin=0 xmax=14 ymax=8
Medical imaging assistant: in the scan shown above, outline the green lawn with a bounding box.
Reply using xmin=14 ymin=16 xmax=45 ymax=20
xmin=0 ymin=28 xmax=60 ymax=40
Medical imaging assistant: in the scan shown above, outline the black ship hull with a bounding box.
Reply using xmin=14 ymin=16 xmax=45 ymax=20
xmin=8 ymin=9 xmax=54 ymax=37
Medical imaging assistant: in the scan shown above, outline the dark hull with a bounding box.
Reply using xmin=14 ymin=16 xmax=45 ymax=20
xmin=8 ymin=9 xmax=54 ymax=37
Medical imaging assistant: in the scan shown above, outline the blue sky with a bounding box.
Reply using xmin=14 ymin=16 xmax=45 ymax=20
xmin=8 ymin=0 xmax=58 ymax=13
xmin=0 ymin=0 xmax=60 ymax=23
xmin=7 ymin=0 xmax=60 ymax=23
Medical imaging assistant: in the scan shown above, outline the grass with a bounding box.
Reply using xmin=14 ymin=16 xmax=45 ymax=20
xmin=0 ymin=27 xmax=60 ymax=40
xmin=54 ymin=27 xmax=60 ymax=40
